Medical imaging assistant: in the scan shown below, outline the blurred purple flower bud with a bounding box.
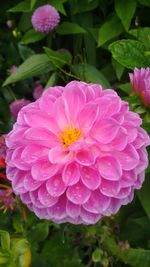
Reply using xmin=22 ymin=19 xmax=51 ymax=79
xmin=31 ymin=4 xmax=60 ymax=33
xmin=10 ymin=99 xmax=31 ymax=118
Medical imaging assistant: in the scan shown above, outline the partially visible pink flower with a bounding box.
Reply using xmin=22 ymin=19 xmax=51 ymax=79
xmin=6 ymin=20 xmax=13 ymax=29
xmin=10 ymin=99 xmax=31 ymax=118
xmin=129 ymin=67 xmax=150 ymax=107
xmin=5 ymin=81 xmax=150 ymax=225
xmin=33 ymin=81 xmax=44 ymax=100
xmin=9 ymin=65 xmax=17 ymax=74
xmin=31 ymin=4 xmax=60 ymax=33
xmin=0 ymin=136 xmax=6 ymax=160
xmin=0 ymin=188 xmax=17 ymax=213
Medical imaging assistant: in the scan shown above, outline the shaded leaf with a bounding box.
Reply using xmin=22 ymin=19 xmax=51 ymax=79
xmin=115 ymin=0 xmax=136 ymax=31
xmin=109 ymin=40 xmax=150 ymax=69
xmin=44 ymin=47 xmax=72 ymax=68
xmin=48 ymin=0 xmax=67 ymax=15
xmin=104 ymin=235 xmax=150 ymax=267
xmin=57 ymin=22 xmax=86 ymax=34
xmin=8 ymin=1 xmax=31 ymax=12
xmin=98 ymin=15 xmax=123 ymax=46
xmin=138 ymin=175 xmax=150 ymax=219
xmin=129 ymin=27 xmax=150 ymax=46
xmin=20 ymin=29 xmax=47 ymax=45
xmin=72 ymin=63 xmax=110 ymax=88
xmin=3 ymin=54 xmax=54 ymax=86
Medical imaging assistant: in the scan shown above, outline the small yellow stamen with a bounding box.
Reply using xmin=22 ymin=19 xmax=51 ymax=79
xmin=60 ymin=127 xmax=82 ymax=147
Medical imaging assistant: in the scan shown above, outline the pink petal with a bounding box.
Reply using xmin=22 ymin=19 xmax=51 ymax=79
xmin=98 ymin=156 xmax=122 ymax=181
xmin=108 ymin=127 xmax=128 ymax=151
xmin=47 ymin=194 xmax=67 ymax=220
xmin=63 ymin=82 xmax=86 ymax=123
xmin=104 ymin=198 xmax=122 ymax=216
xmin=12 ymin=147 xmax=30 ymax=170
xmin=30 ymin=190 xmax=44 ymax=208
xmin=25 ymin=127 xmax=57 ymax=143
xmin=20 ymin=192 xmax=32 ymax=204
xmin=32 ymin=206 xmax=49 ymax=220
xmin=66 ymin=200 xmax=81 ymax=218
xmin=24 ymin=173 xmax=43 ymax=191
xmin=119 ymin=170 xmax=137 ymax=187
xmin=66 ymin=182 xmax=91 ymax=204
xmin=78 ymin=103 xmax=99 ymax=133
xmin=31 ymin=160 xmax=58 ymax=181
xmin=136 ymin=148 xmax=148 ymax=174
xmin=12 ymin=170 xmax=28 ymax=194
xmin=80 ymin=208 xmax=101 ymax=224
xmin=75 ymin=149 xmax=96 ymax=166
xmin=39 ymin=95 xmax=54 ymax=115
xmin=96 ymin=96 xmax=110 ymax=118
xmin=135 ymin=172 xmax=145 ymax=189
xmin=6 ymin=127 xmax=28 ymax=148
xmin=23 ymin=110 xmax=58 ymax=133
xmin=38 ymin=184 xmax=58 ymax=206
xmin=100 ymin=179 xmax=120 ymax=197
xmin=91 ymin=118 xmax=119 ymax=144
xmin=125 ymin=126 xmax=137 ymax=143
xmin=81 ymin=166 xmax=101 ymax=190
xmin=46 ymin=174 xmax=66 ymax=197
xmin=104 ymin=95 xmax=121 ymax=116
xmin=124 ymin=111 xmax=142 ymax=127
xmin=49 ymin=146 xmax=73 ymax=164
xmin=114 ymin=144 xmax=139 ymax=170
xmin=116 ymin=187 xmax=131 ymax=199
xmin=21 ymin=144 xmax=49 ymax=163
xmin=62 ymin=162 xmax=80 ymax=186
xmin=83 ymin=190 xmax=110 ymax=214
xmin=53 ymin=97 xmax=69 ymax=130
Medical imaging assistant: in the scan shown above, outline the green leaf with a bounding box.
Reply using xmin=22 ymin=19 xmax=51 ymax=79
xmin=8 ymin=1 xmax=31 ymax=12
xmin=92 ymin=248 xmax=103 ymax=262
xmin=28 ymin=222 xmax=49 ymax=243
xmin=104 ymin=235 xmax=150 ymax=267
xmin=72 ymin=63 xmax=110 ymax=88
xmin=115 ymin=0 xmax=136 ymax=31
xmin=142 ymin=122 xmax=150 ymax=133
xmin=112 ymin=59 xmax=124 ymax=80
xmin=98 ymin=15 xmax=123 ymax=46
xmin=48 ymin=0 xmax=67 ymax=15
xmin=138 ymin=176 xmax=150 ymax=219
xmin=45 ymin=72 xmax=58 ymax=88
xmin=118 ymin=82 xmax=132 ymax=94
xmin=44 ymin=47 xmax=72 ymax=68
xmin=129 ymin=27 xmax=150 ymax=46
xmin=18 ymin=44 xmax=35 ymax=60
xmin=138 ymin=0 xmax=150 ymax=6
xmin=30 ymin=0 xmax=37 ymax=10
xmin=11 ymin=239 xmax=30 ymax=256
xmin=3 ymin=54 xmax=54 ymax=86
xmin=109 ymin=40 xmax=150 ymax=69
xmin=0 ymin=231 xmax=10 ymax=251
xmin=72 ymin=0 xmax=98 ymax=14
xmin=20 ymin=29 xmax=47 ymax=45
xmin=57 ymin=22 xmax=86 ymax=34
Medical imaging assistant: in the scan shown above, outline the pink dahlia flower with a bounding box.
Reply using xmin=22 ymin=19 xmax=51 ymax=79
xmin=129 ymin=67 xmax=150 ymax=107
xmin=31 ymin=4 xmax=60 ymax=33
xmin=5 ymin=81 xmax=150 ymax=225
xmin=10 ymin=99 xmax=31 ymax=118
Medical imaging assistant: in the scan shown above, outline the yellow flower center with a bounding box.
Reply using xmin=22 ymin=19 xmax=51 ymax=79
xmin=60 ymin=127 xmax=82 ymax=147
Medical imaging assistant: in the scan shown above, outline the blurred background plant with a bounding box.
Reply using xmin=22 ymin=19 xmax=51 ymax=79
xmin=0 ymin=0 xmax=150 ymax=266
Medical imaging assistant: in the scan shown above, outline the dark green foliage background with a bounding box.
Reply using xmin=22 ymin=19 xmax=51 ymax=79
xmin=0 ymin=0 xmax=150 ymax=266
